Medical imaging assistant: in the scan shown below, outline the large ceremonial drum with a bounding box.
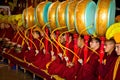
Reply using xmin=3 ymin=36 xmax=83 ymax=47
xmin=65 ymin=0 xmax=78 ymax=32
xmin=22 ymin=6 xmax=35 ymax=28
xmin=35 ymin=1 xmax=52 ymax=27
xmin=48 ymin=1 xmax=60 ymax=31
xmin=94 ymin=0 xmax=116 ymax=36
xmin=56 ymin=0 xmax=69 ymax=28
xmin=75 ymin=0 xmax=96 ymax=35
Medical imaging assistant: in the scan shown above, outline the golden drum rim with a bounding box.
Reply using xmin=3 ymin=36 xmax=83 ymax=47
xmin=48 ymin=1 xmax=60 ymax=31
xmin=75 ymin=0 xmax=90 ymax=35
xmin=95 ymin=0 xmax=111 ymax=36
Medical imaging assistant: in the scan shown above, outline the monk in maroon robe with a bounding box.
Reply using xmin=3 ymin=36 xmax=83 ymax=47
xmin=61 ymin=35 xmax=84 ymax=80
xmin=25 ymin=30 xmax=41 ymax=63
xmin=77 ymin=37 xmax=101 ymax=80
xmin=99 ymin=39 xmax=117 ymax=80
xmin=6 ymin=28 xmax=27 ymax=60
xmin=103 ymin=39 xmax=120 ymax=80
xmin=0 ymin=23 xmax=6 ymax=38
xmin=5 ymin=24 xmax=15 ymax=40
xmin=47 ymin=33 xmax=66 ymax=76
xmin=33 ymin=28 xmax=52 ymax=70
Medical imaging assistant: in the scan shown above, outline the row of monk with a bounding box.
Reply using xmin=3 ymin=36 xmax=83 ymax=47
xmin=0 ymin=23 xmax=120 ymax=80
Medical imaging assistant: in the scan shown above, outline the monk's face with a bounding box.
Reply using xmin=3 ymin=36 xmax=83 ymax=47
xmin=32 ymin=31 xmax=40 ymax=39
xmin=77 ymin=36 xmax=84 ymax=48
xmin=89 ymin=39 xmax=100 ymax=50
xmin=115 ymin=44 xmax=120 ymax=55
xmin=60 ymin=35 xmax=66 ymax=44
xmin=104 ymin=40 xmax=115 ymax=54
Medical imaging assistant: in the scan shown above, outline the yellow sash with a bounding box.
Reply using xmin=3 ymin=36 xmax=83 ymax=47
xmin=113 ymin=56 xmax=120 ymax=80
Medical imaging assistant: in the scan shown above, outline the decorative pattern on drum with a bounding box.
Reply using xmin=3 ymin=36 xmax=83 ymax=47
xmin=48 ymin=1 xmax=60 ymax=31
xmin=75 ymin=0 xmax=96 ymax=35
xmin=35 ymin=1 xmax=52 ymax=27
xmin=94 ymin=0 xmax=116 ymax=37
xmin=22 ymin=6 xmax=34 ymax=28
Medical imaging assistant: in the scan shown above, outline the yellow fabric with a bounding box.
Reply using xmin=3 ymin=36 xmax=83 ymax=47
xmin=114 ymin=32 xmax=120 ymax=43
xmin=113 ymin=56 xmax=120 ymax=80
xmin=106 ymin=23 xmax=120 ymax=40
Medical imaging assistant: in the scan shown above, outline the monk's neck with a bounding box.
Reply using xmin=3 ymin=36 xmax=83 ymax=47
xmin=107 ymin=48 xmax=114 ymax=56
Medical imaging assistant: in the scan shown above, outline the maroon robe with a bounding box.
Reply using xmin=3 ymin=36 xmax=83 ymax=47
xmin=4 ymin=31 xmax=19 ymax=55
xmin=103 ymin=50 xmax=118 ymax=80
xmin=77 ymin=49 xmax=100 ymax=80
xmin=25 ymin=38 xmax=41 ymax=62
xmin=48 ymin=43 xmax=67 ymax=77
xmin=52 ymin=40 xmax=75 ymax=78
xmin=47 ymin=40 xmax=64 ymax=75
xmin=4 ymin=26 xmax=15 ymax=40
xmin=32 ymin=37 xmax=51 ymax=70
xmin=8 ymin=31 xmax=27 ymax=60
xmin=61 ymin=47 xmax=83 ymax=80
xmin=0 ymin=28 xmax=5 ymax=38
xmin=99 ymin=50 xmax=117 ymax=80
xmin=38 ymin=38 xmax=52 ymax=70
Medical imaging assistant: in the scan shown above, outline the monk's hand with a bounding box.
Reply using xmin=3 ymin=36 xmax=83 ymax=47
xmin=52 ymin=55 xmax=56 ymax=61
xmin=43 ymin=48 xmax=46 ymax=54
xmin=51 ymin=51 xmax=56 ymax=61
xmin=66 ymin=62 xmax=74 ymax=68
xmin=78 ymin=59 xmax=83 ymax=65
xmin=35 ymin=49 xmax=39 ymax=56
xmin=51 ymin=51 xmax=54 ymax=56
xmin=58 ymin=53 xmax=63 ymax=60
xmin=28 ymin=46 xmax=31 ymax=50
xmin=64 ymin=56 xmax=69 ymax=62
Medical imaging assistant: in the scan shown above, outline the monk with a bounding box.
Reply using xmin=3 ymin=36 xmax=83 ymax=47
xmin=113 ymin=42 xmax=120 ymax=80
xmin=77 ymin=37 xmax=101 ymax=80
xmin=25 ymin=30 xmax=41 ymax=63
xmin=6 ymin=26 xmax=28 ymax=60
xmin=61 ymin=35 xmax=84 ymax=80
xmin=32 ymin=28 xmax=52 ymax=70
xmin=99 ymin=39 xmax=117 ymax=80
xmin=104 ymin=32 xmax=120 ymax=80
xmin=48 ymin=33 xmax=67 ymax=76
xmin=4 ymin=23 xmax=15 ymax=40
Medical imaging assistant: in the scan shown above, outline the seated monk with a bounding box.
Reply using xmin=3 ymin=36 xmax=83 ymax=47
xmin=77 ymin=37 xmax=101 ymax=80
xmin=48 ymin=33 xmax=66 ymax=77
xmin=61 ymin=34 xmax=84 ymax=80
xmin=25 ymin=30 xmax=41 ymax=63
xmin=32 ymin=28 xmax=52 ymax=70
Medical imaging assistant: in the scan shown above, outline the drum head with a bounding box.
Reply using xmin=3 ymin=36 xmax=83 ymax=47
xmin=48 ymin=1 xmax=60 ymax=31
xmin=22 ymin=6 xmax=34 ymax=28
xmin=94 ymin=0 xmax=116 ymax=36
xmin=56 ymin=1 xmax=69 ymax=28
xmin=85 ymin=1 xmax=96 ymax=35
xmin=75 ymin=0 xmax=96 ymax=35
xmin=35 ymin=1 xmax=52 ymax=27
xmin=66 ymin=1 xmax=78 ymax=32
